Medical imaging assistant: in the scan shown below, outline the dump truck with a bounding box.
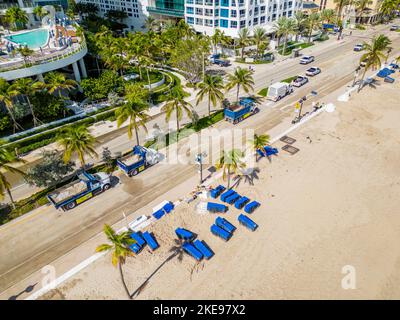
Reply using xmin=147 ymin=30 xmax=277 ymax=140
xmin=267 ymin=82 xmax=293 ymax=101
xmin=47 ymin=171 xmax=111 ymax=211
xmin=224 ymin=97 xmax=259 ymax=124
xmin=117 ymin=145 xmax=161 ymax=177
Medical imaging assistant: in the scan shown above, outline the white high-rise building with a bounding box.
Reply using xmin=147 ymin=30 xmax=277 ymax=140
xmin=185 ymin=0 xmax=303 ymax=37
xmin=77 ymin=0 xmax=150 ymax=31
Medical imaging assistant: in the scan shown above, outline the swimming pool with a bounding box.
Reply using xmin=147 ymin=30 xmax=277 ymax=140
xmin=5 ymin=29 xmax=49 ymax=49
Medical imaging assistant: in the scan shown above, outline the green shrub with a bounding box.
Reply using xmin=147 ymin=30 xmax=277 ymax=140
xmin=258 ymin=87 xmax=269 ymax=97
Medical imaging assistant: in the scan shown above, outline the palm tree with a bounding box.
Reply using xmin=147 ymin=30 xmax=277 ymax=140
xmin=196 ymin=74 xmax=224 ymax=117
xmin=249 ymin=134 xmax=270 ymax=161
xmin=211 ymin=29 xmax=223 ymax=54
xmin=145 ymin=16 xmax=159 ymax=32
xmin=9 ymin=78 xmax=43 ymax=127
xmin=379 ymin=0 xmax=399 ymax=20
xmin=57 ymin=125 xmax=98 ymax=168
xmin=305 ymin=12 xmax=321 ymax=43
xmin=15 ymin=46 xmax=34 ymax=67
xmin=225 ymin=67 xmax=254 ymax=103
xmin=162 ymin=88 xmax=193 ymax=135
xmin=44 ymin=72 xmax=77 ymax=98
xmin=0 ymin=140 xmax=25 ymax=209
xmin=334 ymin=0 xmax=351 ymax=19
xmin=321 ymin=9 xmax=337 ymax=24
xmin=293 ymin=11 xmax=308 ymax=42
xmin=253 ymin=27 xmax=269 ymax=60
xmin=0 ymin=78 xmax=24 ymax=133
xmin=237 ymin=28 xmax=251 ymax=59
xmin=274 ymin=17 xmax=297 ymax=55
xmin=96 ymin=224 xmax=135 ymax=300
xmin=33 ymin=6 xmax=48 ymax=21
xmin=358 ymin=34 xmax=391 ymax=92
xmin=115 ymin=102 xmax=148 ymax=146
xmin=216 ymin=149 xmax=245 ymax=189
xmin=354 ymin=0 xmax=373 ymax=23
xmin=5 ymin=7 xmax=28 ymax=30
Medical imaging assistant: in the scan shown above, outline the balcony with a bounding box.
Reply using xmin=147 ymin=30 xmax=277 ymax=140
xmin=147 ymin=6 xmax=184 ymax=17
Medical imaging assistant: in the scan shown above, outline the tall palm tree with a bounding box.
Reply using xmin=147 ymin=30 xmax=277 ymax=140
xmin=293 ymin=11 xmax=308 ymax=42
xmin=249 ymin=134 xmax=270 ymax=161
xmin=305 ymin=12 xmax=321 ymax=43
xmin=321 ymin=9 xmax=337 ymax=24
xmin=9 ymin=78 xmax=43 ymax=127
xmin=253 ymin=27 xmax=269 ymax=60
xmin=354 ymin=0 xmax=373 ymax=23
xmin=5 ymin=7 xmax=28 ymax=30
xmin=225 ymin=67 xmax=254 ymax=103
xmin=33 ymin=6 xmax=48 ymax=21
xmin=15 ymin=46 xmax=34 ymax=67
xmin=162 ymin=88 xmax=193 ymax=134
xmin=379 ymin=0 xmax=399 ymax=20
xmin=96 ymin=224 xmax=135 ymax=300
xmin=216 ymin=149 xmax=245 ymax=189
xmin=358 ymin=34 xmax=391 ymax=92
xmin=115 ymin=102 xmax=148 ymax=146
xmin=57 ymin=125 xmax=98 ymax=168
xmin=334 ymin=0 xmax=351 ymax=19
xmin=0 ymin=78 xmax=23 ymax=133
xmin=274 ymin=17 xmax=297 ymax=55
xmin=211 ymin=29 xmax=223 ymax=54
xmin=237 ymin=28 xmax=251 ymax=59
xmin=44 ymin=72 xmax=77 ymax=98
xmin=0 ymin=140 xmax=25 ymax=208
xmin=196 ymin=74 xmax=224 ymax=116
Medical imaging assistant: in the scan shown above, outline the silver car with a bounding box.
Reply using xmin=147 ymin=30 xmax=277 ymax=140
xmin=291 ymin=75 xmax=309 ymax=87
xmin=306 ymin=67 xmax=321 ymax=76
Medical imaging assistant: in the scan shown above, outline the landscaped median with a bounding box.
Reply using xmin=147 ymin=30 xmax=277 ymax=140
xmin=0 ymin=110 xmax=226 ymax=225
xmin=257 ymin=76 xmax=298 ymax=97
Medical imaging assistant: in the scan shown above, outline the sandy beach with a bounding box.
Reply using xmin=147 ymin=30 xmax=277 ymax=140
xmin=41 ymin=71 xmax=400 ymax=300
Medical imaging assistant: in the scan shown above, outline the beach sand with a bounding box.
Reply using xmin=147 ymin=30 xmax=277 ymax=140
xmin=41 ymin=73 xmax=400 ymax=300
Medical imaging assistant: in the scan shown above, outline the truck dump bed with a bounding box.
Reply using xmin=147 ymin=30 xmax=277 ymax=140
xmin=48 ymin=180 xmax=88 ymax=204
xmin=119 ymin=153 xmax=142 ymax=166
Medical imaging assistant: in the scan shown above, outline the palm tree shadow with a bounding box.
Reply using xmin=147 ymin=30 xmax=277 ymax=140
xmin=231 ymin=167 xmax=260 ymax=188
xmin=130 ymin=239 xmax=184 ymax=299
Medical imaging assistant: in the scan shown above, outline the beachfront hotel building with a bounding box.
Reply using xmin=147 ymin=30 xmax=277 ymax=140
xmin=76 ymin=0 xmax=150 ymax=31
xmin=184 ymin=0 xmax=303 ymax=37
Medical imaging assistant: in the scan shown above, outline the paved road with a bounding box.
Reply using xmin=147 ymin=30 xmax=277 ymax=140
xmin=0 ymin=24 xmax=398 ymax=294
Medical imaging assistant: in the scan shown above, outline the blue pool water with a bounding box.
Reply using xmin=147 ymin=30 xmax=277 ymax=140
xmin=5 ymin=29 xmax=49 ymax=49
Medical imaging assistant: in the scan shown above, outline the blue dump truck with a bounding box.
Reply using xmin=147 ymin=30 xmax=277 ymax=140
xmin=117 ymin=145 xmax=161 ymax=177
xmin=47 ymin=171 xmax=111 ymax=211
xmin=224 ymin=98 xmax=259 ymax=124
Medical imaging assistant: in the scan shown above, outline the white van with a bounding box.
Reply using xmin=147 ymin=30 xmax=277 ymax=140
xmin=267 ymin=82 xmax=294 ymax=101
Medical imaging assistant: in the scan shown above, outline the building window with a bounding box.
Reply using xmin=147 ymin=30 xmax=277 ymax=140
xmin=240 ymin=9 xmax=245 ymax=17
xmin=240 ymin=20 xmax=246 ymax=28
xmin=231 ymin=10 xmax=237 ymax=18
xmin=187 ymin=0 xmax=193 ymax=3
xmin=205 ymin=19 xmax=213 ymax=26
xmin=221 ymin=0 xmax=229 ymax=7
xmin=205 ymin=0 xmax=213 ymax=4
xmin=205 ymin=8 xmax=213 ymax=16
xmin=195 ymin=8 xmax=203 ymax=15
xmin=230 ymin=20 xmax=237 ymax=28
xmin=195 ymin=0 xmax=203 ymax=4
xmin=196 ymin=18 xmax=203 ymax=25
xmin=253 ymin=17 xmax=258 ymax=25
xmin=260 ymin=16 xmax=265 ymax=23
xmin=187 ymin=17 xmax=194 ymax=24
xmin=220 ymin=19 xmax=229 ymax=28
xmin=220 ymin=8 xmax=229 ymax=17
xmin=186 ymin=7 xmax=194 ymax=14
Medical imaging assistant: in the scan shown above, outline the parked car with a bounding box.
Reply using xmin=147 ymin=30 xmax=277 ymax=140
xmin=390 ymin=25 xmax=399 ymax=31
xmin=299 ymin=55 xmax=315 ymax=64
xmin=305 ymin=67 xmax=321 ymax=76
xmin=213 ymin=59 xmax=231 ymax=67
xmin=291 ymin=75 xmax=309 ymax=87
xmin=360 ymin=58 xmax=368 ymax=67
xmin=353 ymin=44 xmax=364 ymax=52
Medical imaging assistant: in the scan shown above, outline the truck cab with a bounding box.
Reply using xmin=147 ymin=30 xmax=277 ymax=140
xmin=117 ymin=145 xmax=161 ymax=177
xmin=223 ymin=98 xmax=259 ymax=124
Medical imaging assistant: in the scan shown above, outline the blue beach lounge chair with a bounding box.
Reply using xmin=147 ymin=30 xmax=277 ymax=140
xmin=152 ymin=209 xmax=165 ymax=220
xmin=235 ymin=196 xmax=250 ymax=209
xmin=182 ymin=242 xmax=203 ymax=261
xmin=175 ymin=228 xmax=195 ymax=241
xmin=210 ymin=224 xmax=232 ymax=241
xmin=163 ymin=201 xmax=174 ymax=213
xmin=225 ymin=192 xmax=241 ymax=204
xmin=215 ymin=217 xmax=236 ymax=234
xmin=193 ymin=240 xmax=214 ymax=259
xmin=264 ymin=146 xmax=279 ymax=156
xmin=220 ymin=189 xmax=235 ymax=202
xmin=142 ymin=231 xmax=159 ymax=251
xmin=210 ymin=185 xmax=226 ymax=198
xmin=238 ymin=214 xmax=258 ymax=231
xmin=244 ymin=200 xmax=261 ymax=214
xmin=207 ymin=202 xmax=228 ymax=213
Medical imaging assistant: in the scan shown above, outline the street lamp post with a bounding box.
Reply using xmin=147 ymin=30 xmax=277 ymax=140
xmin=195 ymin=152 xmax=207 ymax=185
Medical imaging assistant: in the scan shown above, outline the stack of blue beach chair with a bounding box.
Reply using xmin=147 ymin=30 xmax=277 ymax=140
xmin=210 ymin=185 xmax=226 ymax=199
xmin=210 ymin=217 xmax=236 ymax=241
xmin=175 ymin=227 xmax=214 ymax=261
xmin=257 ymin=145 xmax=279 ymax=158
xmin=152 ymin=201 xmax=175 ymax=220
xmin=129 ymin=231 xmax=159 ymax=254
